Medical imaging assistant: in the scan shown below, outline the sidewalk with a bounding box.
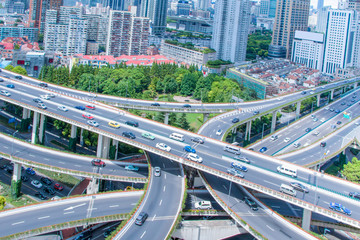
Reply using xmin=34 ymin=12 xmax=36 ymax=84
xmin=69 ymin=178 xmax=90 ymax=196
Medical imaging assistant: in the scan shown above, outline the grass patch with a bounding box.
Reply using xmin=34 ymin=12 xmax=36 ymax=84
xmin=50 ymin=140 xmax=69 ymax=150
xmin=0 ymin=182 xmax=36 ymax=209
xmin=35 ymin=168 xmax=81 ymax=187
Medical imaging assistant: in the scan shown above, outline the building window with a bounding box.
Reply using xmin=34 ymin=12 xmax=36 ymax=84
xmin=17 ymin=60 xmax=25 ymax=65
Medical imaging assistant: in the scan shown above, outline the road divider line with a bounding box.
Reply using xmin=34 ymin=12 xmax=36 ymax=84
xmin=109 ymin=205 xmax=119 ymax=208
xmin=64 ymin=211 xmax=74 ymax=214
xmin=38 ymin=216 xmax=50 ymax=219
xmin=140 ymin=231 xmax=146 ymax=239
xmin=12 ymin=221 xmax=24 ymax=225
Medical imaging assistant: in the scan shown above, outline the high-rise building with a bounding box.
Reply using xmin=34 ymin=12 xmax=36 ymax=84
xmin=346 ymin=0 xmax=360 ymax=12
xmin=140 ymin=0 xmax=168 ymax=35
xmin=260 ymin=0 xmax=276 ymax=18
xmin=270 ymin=0 xmax=310 ymax=59
xmin=316 ymin=6 xmax=330 ymax=34
xmin=29 ymin=0 xmax=64 ymax=33
xmin=317 ymin=0 xmax=324 ymax=10
xmin=106 ymin=10 xmax=150 ymax=56
xmin=322 ymin=9 xmax=356 ymax=74
xmin=291 ymin=31 xmax=324 ymax=71
xmin=211 ymin=0 xmax=251 ymax=63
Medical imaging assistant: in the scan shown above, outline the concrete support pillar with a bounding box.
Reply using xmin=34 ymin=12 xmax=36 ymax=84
xmin=80 ymin=128 xmax=84 ymax=146
xmin=38 ymin=114 xmax=46 ymax=145
xmin=302 ymin=208 xmax=312 ymax=231
xmin=295 ymin=101 xmax=301 ymax=119
xmin=31 ymin=112 xmax=40 ymax=144
xmin=112 ymin=140 xmax=119 ymax=160
xmin=69 ymin=125 xmax=77 ymax=152
xmin=354 ymin=82 xmax=357 ymax=89
xmin=164 ymin=112 xmax=169 ymax=125
xmin=20 ymin=108 xmax=31 ymax=131
xmin=330 ymin=89 xmax=334 ymax=100
xmin=245 ymin=120 xmax=252 ymax=141
xmin=316 ymin=94 xmax=321 ymax=107
xmin=11 ymin=163 xmax=22 ymax=199
xmin=342 ymin=87 xmax=345 ymax=93
xmin=203 ymin=113 xmax=209 ymax=123
xmin=271 ymin=111 xmax=277 ymax=133
xmin=102 ymin=136 xmax=110 ymax=159
xmin=96 ymin=135 xmax=104 ymax=158
xmin=87 ymin=178 xmax=99 ymax=194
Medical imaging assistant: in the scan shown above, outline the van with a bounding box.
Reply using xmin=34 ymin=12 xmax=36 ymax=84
xmin=224 ymin=145 xmax=241 ymax=155
xmin=270 ymin=135 xmax=278 ymax=141
xmin=277 ymin=165 xmax=297 ymax=178
xmin=280 ymin=184 xmax=297 ymax=197
xmin=125 ymin=120 xmax=139 ymax=127
xmin=195 ymin=201 xmax=212 ymax=210
xmin=169 ymin=133 xmax=184 ymax=142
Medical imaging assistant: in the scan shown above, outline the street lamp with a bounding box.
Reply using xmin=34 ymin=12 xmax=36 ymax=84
xmin=11 ymin=130 xmax=19 ymax=157
xmin=261 ymin=123 xmax=267 ymax=141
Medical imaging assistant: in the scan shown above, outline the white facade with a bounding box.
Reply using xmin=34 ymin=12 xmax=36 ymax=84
xmin=316 ymin=6 xmax=331 ymax=34
xmin=211 ymin=0 xmax=251 ymax=63
xmin=322 ymin=9 xmax=356 ymax=74
xmin=66 ymin=18 xmax=88 ymax=56
xmin=291 ymin=31 xmax=324 ymax=71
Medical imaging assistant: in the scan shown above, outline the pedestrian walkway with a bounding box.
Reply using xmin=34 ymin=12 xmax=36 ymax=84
xmin=70 ymin=178 xmax=90 ymax=196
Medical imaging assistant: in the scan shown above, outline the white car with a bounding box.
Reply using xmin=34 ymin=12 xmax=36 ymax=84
xmin=325 ymin=107 xmax=329 ymax=110
xmin=40 ymin=95 xmax=50 ymax=100
xmin=31 ymin=180 xmax=43 ymax=189
xmin=154 ymin=167 xmax=161 ymax=177
xmin=47 ymin=93 xmax=55 ymax=98
xmin=156 ymin=143 xmax=171 ymax=152
xmin=195 ymin=201 xmax=212 ymax=210
xmin=58 ymin=105 xmax=68 ymax=111
xmin=187 ymin=153 xmax=203 ymax=163
xmin=0 ymin=90 xmax=10 ymax=96
xmin=320 ymin=118 xmax=325 ymax=122
xmin=87 ymin=120 xmax=99 ymax=127
xmin=284 ymin=137 xmax=290 ymax=143
xmin=216 ymin=129 xmax=222 ymax=136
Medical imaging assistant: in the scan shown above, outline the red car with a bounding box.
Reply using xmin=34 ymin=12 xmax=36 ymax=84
xmin=54 ymin=183 xmax=64 ymax=191
xmin=91 ymin=159 xmax=106 ymax=167
xmin=82 ymin=113 xmax=94 ymax=119
xmin=86 ymin=104 xmax=96 ymax=110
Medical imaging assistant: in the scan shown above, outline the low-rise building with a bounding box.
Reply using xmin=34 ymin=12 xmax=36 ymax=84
xmin=12 ymin=51 xmax=46 ymax=78
xmin=0 ymin=27 xmax=38 ymax=42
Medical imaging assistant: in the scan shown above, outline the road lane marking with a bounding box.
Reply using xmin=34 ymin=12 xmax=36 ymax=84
xmin=64 ymin=203 xmax=86 ymax=211
xmin=12 ymin=221 xmax=24 ymax=225
xmin=163 ymin=186 xmax=166 ymax=192
xmin=38 ymin=216 xmax=50 ymax=220
xmin=29 ymin=154 xmax=35 ymax=157
xmin=271 ymin=206 xmax=280 ymax=208
xmin=44 ymin=158 xmax=50 ymax=161
xmin=266 ymin=225 xmax=275 ymax=231
xmin=152 ymin=214 xmax=156 ymax=221
xmin=164 ymin=174 xmax=166 ymax=179
xmin=159 ymin=200 xmax=162 ymax=206
xmin=140 ymin=231 xmax=146 ymax=239
xmin=64 ymin=211 xmax=74 ymax=214
xmin=59 ymin=161 xmax=65 ymax=164
xmin=109 ymin=205 xmax=119 ymax=208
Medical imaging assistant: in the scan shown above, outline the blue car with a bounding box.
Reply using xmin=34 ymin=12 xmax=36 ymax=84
xmin=125 ymin=165 xmax=139 ymax=171
xmin=6 ymin=84 xmax=15 ymax=88
xmin=259 ymin=147 xmax=267 ymax=153
xmin=183 ymin=145 xmax=196 ymax=153
xmin=329 ymin=202 xmax=351 ymax=215
xmin=231 ymin=162 xmax=248 ymax=172
xmin=26 ymin=167 xmax=35 ymax=175
xmin=75 ymin=105 xmax=85 ymax=110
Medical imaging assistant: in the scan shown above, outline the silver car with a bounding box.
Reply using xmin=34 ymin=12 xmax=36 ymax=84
xmin=154 ymin=167 xmax=161 ymax=177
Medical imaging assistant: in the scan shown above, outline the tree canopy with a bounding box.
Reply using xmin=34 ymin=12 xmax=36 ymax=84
xmin=342 ymin=157 xmax=360 ymax=183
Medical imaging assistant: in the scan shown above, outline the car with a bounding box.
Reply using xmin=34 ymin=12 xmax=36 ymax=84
xmin=26 ymin=168 xmax=35 ymax=175
xmin=259 ymin=147 xmax=267 ymax=153
xmin=313 ymin=130 xmax=320 ymax=136
xmin=5 ymin=165 xmax=13 ymax=173
xmin=82 ymin=113 xmax=94 ymax=119
xmin=341 ymin=102 xmax=346 ymax=105
xmin=311 ymin=114 xmax=315 ymax=119
xmin=21 ymin=175 xmax=28 ymax=182
xmin=15 ymin=75 xmax=22 ymax=80
xmin=40 ymin=95 xmax=50 ymax=100
xmin=348 ymin=103 xmax=352 ymax=106
xmin=125 ymin=120 xmax=139 ymax=127
xmin=125 ymin=165 xmax=139 ymax=171
xmin=86 ymin=104 xmax=96 ymax=110
xmin=284 ymin=137 xmax=290 ymax=142
xmin=37 ymin=103 xmax=47 ymax=109
xmin=293 ymin=142 xmax=301 ymax=148
xmin=232 ymin=118 xmax=240 ymax=123
xmin=54 ymin=183 xmax=64 ymax=191
xmin=244 ymin=196 xmax=258 ymax=211
xmin=270 ymin=135 xmax=278 ymax=141
xmin=154 ymin=167 xmax=161 ymax=177
xmin=43 ymin=186 xmax=55 ymax=195
xmin=325 ymin=106 xmax=329 ymax=110
xmin=33 ymin=98 xmax=44 ymax=103
xmin=216 ymin=129 xmax=222 ymax=136
xmin=301 ymin=91 xmax=307 ymax=95
xmin=195 ymin=201 xmax=212 ymax=210
xmin=0 ymin=90 xmax=10 ymax=96
xmin=87 ymin=120 xmax=99 ymax=127
xmin=151 ymin=102 xmax=160 ymax=106
xmin=349 ymin=192 xmax=360 ymax=200
xmin=57 ymin=105 xmax=68 ymax=111
xmin=313 ymin=118 xmax=318 ymax=122
xmin=227 ymin=168 xmax=244 ymax=178
xmin=253 ymin=111 xmax=260 ymax=115
xmin=135 ymin=212 xmax=148 ymax=226
xmin=329 ymin=202 xmax=351 ymax=215
xmin=337 ymin=121 xmax=342 ymax=125
xmin=31 ymin=180 xmax=43 ymax=189
xmin=41 ymin=177 xmax=53 ymax=185
xmin=91 ymin=159 xmax=106 ymax=167
xmin=142 ymin=132 xmax=155 ymax=140
xmin=6 ymin=84 xmax=15 ymax=88
xmin=329 ymin=108 xmax=334 ymax=112
xmin=39 ymin=82 xmax=48 ymax=87
xmin=231 ymin=162 xmax=248 ymax=172
xmin=108 ymin=121 xmax=121 ymax=128
xmin=310 ymin=91 xmax=315 ymax=94
xmin=290 ymin=182 xmax=309 ymax=193
xmin=191 ymin=137 xmax=204 ymax=144
xmin=320 ymin=142 xmax=326 ymax=147
xmin=335 ymin=109 xmax=340 ymax=113
xmin=331 ymin=124 xmax=337 ymax=129
xmin=183 ymin=145 xmax=196 ymax=153
xmin=234 ymin=156 xmax=250 ymax=164
xmin=0 ymin=78 xmax=3 ymax=82
xmin=320 ymin=118 xmax=325 ymax=122
xmin=187 ymin=153 xmax=203 ymax=163
xmin=47 ymin=93 xmax=55 ymax=98
xmin=35 ymin=192 xmax=47 ymax=200
xmin=75 ymin=105 xmax=85 ymax=110
xmin=305 ymin=127 xmax=311 ymax=133
xmin=353 ymin=95 xmax=357 ymax=98
xmin=183 ymin=104 xmax=191 ymax=108
xmin=156 ymin=142 xmax=171 ymax=151
xmin=122 ymin=131 xmax=136 ymax=139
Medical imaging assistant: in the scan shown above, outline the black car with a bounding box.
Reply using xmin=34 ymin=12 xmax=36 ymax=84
xmin=43 ymin=186 xmax=55 ymax=195
xmin=244 ymin=196 xmax=258 ymax=211
xmin=341 ymin=102 xmax=346 ymax=105
xmin=253 ymin=111 xmax=260 ymax=115
xmin=191 ymin=137 xmax=204 ymax=144
xmin=232 ymin=118 xmax=240 ymax=123
xmin=5 ymin=165 xmax=13 ymax=173
xmin=301 ymin=91 xmax=307 ymax=95
xmin=349 ymin=192 xmax=360 ymax=200
xmin=182 ymin=104 xmax=191 ymax=108
xmin=320 ymin=142 xmax=326 ymax=147
xmin=33 ymin=98 xmax=43 ymax=103
xmin=35 ymin=192 xmax=48 ymax=200
xmin=337 ymin=121 xmax=342 ymax=125
xmin=21 ymin=175 xmax=29 ymax=182
xmin=15 ymin=75 xmax=22 ymax=80
xmin=125 ymin=120 xmax=139 ymax=127
xmin=335 ymin=109 xmax=340 ymax=113
xmin=0 ymin=78 xmax=4 ymax=82
xmin=305 ymin=127 xmax=311 ymax=132
xmin=41 ymin=177 xmax=53 ymax=185
xmin=290 ymin=182 xmax=309 ymax=193
xmin=122 ymin=131 xmax=136 ymax=139
xmin=135 ymin=212 xmax=148 ymax=226
xmin=151 ymin=103 xmax=160 ymax=107
xmin=39 ymin=82 xmax=48 ymax=87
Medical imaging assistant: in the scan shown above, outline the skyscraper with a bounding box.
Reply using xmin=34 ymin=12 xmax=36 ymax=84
xmin=270 ymin=0 xmax=310 ymax=59
xmin=29 ymin=0 xmax=63 ymax=33
xmin=211 ymin=0 xmax=251 ymax=63
xmin=140 ymin=0 xmax=168 ymax=35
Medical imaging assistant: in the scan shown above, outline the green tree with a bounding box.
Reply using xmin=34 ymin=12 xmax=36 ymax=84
xmin=180 ymin=73 xmax=197 ymax=95
xmin=0 ymin=196 xmax=5 ymax=210
xmin=12 ymin=66 xmax=27 ymax=75
xmin=178 ymin=113 xmax=189 ymax=130
xmin=342 ymin=157 xmax=360 ymax=182
xmin=5 ymin=65 xmax=13 ymax=71
xmin=14 ymin=44 xmax=20 ymax=50
xmin=168 ymin=113 xmax=177 ymax=126
xmin=154 ymin=112 xmax=165 ymax=123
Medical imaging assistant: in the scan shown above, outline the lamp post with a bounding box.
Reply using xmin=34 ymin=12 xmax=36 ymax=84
xmin=261 ymin=123 xmax=267 ymax=141
xmin=12 ymin=130 xmax=19 ymax=157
